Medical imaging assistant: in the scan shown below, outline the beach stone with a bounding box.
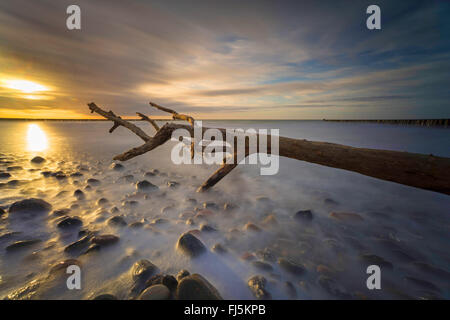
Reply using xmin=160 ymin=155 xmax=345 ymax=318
xmin=223 ymin=203 xmax=238 ymax=211
xmin=162 ymin=275 xmax=178 ymax=292
xmin=136 ymin=180 xmax=158 ymax=192
xmin=151 ymin=218 xmax=169 ymax=225
xmin=92 ymin=234 xmax=119 ymax=246
xmin=167 ymin=181 xmax=179 ymax=188
xmin=131 ymin=259 xmax=159 ymax=283
xmin=6 ymin=239 xmax=42 ymax=252
xmin=93 ymin=294 xmax=117 ymax=300
xmin=176 ymin=270 xmax=190 ymax=281
xmin=83 ymin=244 xmax=101 ymax=255
xmin=176 ymin=232 xmax=206 ymax=258
xmin=7 ymin=166 xmax=22 ymax=171
xmin=359 ymin=253 xmax=393 ymax=269
xmin=185 ymin=198 xmax=197 ymax=205
xmin=278 ymin=258 xmax=306 ymax=275
xmin=177 ymin=274 xmax=222 ymax=300
xmin=57 ymin=216 xmax=82 ymax=229
xmin=139 ymin=284 xmax=171 ymax=300
xmin=31 ymin=156 xmax=45 ymax=164
xmin=110 ymin=163 xmax=124 ymax=171
xmin=64 ymin=235 xmax=91 ymax=253
xmin=9 ymin=198 xmax=52 ymax=216
xmin=244 ymin=222 xmax=261 ymax=232
xmin=252 ymin=261 xmax=273 ymax=272
xmin=0 ymin=172 xmax=11 ymax=179
xmin=324 ymin=198 xmax=339 ymax=205
xmin=49 ymin=259 xmax=81 ymax=275
xmin=212 ymin=243 xmax=227 ymax=254
xmin=96 ymin=198 xmax=109 ymax=206
xmin=51 ymin=208 xmax=71 ymax=216
xmin=108 ymin=215 xmax=127 ymax=227
xmin=200 ymin=224 xmax=217 ymax=232
xmin=194 ymin=209 xmax=214 ymax=220
xmin=330 ymin=212 xmax=364 ymax=222
xmin=87 ymin=178 xmax=100 ymax=186
xmin=129 ymin=221 xmax=144 ymax=228
xmin=255 ymin=248 xmax=277 ymax=262
xmin=70 ymin=172 xmax=83 ymax=177
xmin=262 ymin=214 xmax=278 ymax=225
xmin=248 ymin=275 xmax=271 ymax=300
xmin=203 ymin=202 xmax=219 ymax=210
xmin=74 ymin=189 xmax=85 ymax=200
xmin=144 ymin=171 xmax=156 ymax=178
xmin=294 ymin=210 xmax=313 ymax=221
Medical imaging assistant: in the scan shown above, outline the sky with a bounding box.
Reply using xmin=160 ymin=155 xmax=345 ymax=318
xmin=0 ymin=0 xmax=449 ymax=119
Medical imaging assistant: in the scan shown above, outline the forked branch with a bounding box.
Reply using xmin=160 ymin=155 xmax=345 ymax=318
xmin=88 ymin=102 xmax=450 ymax=195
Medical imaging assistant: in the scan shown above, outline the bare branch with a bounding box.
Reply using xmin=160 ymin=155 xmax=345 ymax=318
xmin=88 ymin=102 xmax=450 ymax=195
xmin=88 ymin=102 xmax=151 ymax=142
xmin=149 ymin=101 xmax=195 ymax=126
xmin=136 ymin=112 xmax=160 ymax=131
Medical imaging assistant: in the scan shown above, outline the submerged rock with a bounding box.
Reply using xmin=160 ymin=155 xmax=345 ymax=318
xmin=329 ymin=212 xmax=364 ymax=222
xmin=9 ymin=198 xmax=52 ymax=216
xmin=176 ymin=232 xmax=206 ymax=258
xmin=57 ymin=216 xmax=83 ymax=229
xmin=73 ymin=189 xmax=85 ymax=200
xmin=31 ymin=156 xmax=46 ymax=164
xmin=108 ymin=216 xmax=127 ymax=227
xmin=294 ymin=210 xmax=313 ymax=221
xmin=0 ymin=172 xmax=11 ymax=179
xmin=131 ymin=259 xmax=159 ymax=283
xmin=91 ymin=234 xmax=119 ymax=246
xmin=6 ymin=239 xmax=42 ymax=252
xmin=87 ymin=178 xmax=100 ymax=186
xmin=247 ymin=275 xmax=271 ymax=300
xmin=93 ymin=294 xmax=117 ymax=300
xmin=177 ymin=274 xmax=222 ymax=300
xmin=176 ymin=270 xmax=190 ymax=283
xmin=110 ymin=163 xmax=124 ymax=171
xmin=136 ymin=180 xmax=158 ymax=192
xmin=167 ymin=181 xmax=179 ymax=188
xmin=211 ymin=243 xmax=227 ymax=254
xmin=139 ymin=284 xmax=171 ymax=300
xmin=96 ymin=198 xmax=109 ymax=206
xmin=51 ymin=208 xmax=71 ymax=216
xmin=64 ymin=235 xmax=91 ymax=253
xmin=244 ymin=222 xmax=261 ymax=232
xmin=278 ymin=258 xmax=306 ymax=275
xmin=251 ymin=261 xmax=273 ymax=272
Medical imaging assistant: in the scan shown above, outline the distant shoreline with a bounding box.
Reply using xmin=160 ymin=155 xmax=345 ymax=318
xmin=323 ymin=119 xmax=449 ymax=127
xmin=0 ymin=118 xmax=448 ymax=127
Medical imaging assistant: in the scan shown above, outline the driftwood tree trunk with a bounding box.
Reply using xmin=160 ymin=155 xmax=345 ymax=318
xmin=88 ymin=102 xmax=450 ymax=195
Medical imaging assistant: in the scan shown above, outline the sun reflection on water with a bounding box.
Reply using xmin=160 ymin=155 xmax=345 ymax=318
xmin=27 ymin=124 xmax=48 ymax=151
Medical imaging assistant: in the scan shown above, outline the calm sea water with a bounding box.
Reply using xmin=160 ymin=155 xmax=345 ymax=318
xmin=0 ymin=120 xmax=449 ymax=299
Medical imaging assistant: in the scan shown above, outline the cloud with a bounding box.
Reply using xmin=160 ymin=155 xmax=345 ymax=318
xmin=0 ymin=0 xmax=448 ymax=119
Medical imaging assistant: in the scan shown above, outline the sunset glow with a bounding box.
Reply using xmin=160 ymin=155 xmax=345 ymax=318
xmin=2 ymin=79 xmax=49 ymax=94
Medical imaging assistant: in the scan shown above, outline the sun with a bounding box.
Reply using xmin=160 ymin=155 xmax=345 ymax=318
xmin=2 ymin=79 xmax=49 ymax=93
